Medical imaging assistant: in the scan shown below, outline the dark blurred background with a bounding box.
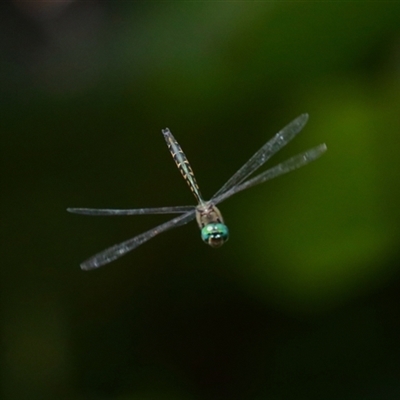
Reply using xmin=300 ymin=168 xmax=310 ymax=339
xmin=2 ymin=1 xmax=400 ymax=399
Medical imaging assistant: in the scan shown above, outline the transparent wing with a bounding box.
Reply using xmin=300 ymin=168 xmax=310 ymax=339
xmin=212 ymin=114 xmax=309 ymax=200
xmin=79 ymin=210 xmax=197 ymax=271
xmin=212 ymin=144 xmax=327 ymax=206
xmin=67 ymin=206 xmax=195 ymax=216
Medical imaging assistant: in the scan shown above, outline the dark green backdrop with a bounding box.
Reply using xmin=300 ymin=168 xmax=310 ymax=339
xmin=2 ymin=2 xmax=400 ymax=399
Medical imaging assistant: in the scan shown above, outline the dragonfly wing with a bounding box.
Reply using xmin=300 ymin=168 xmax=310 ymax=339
xmin=212 ymin=144 xmax=327 ymax=206
xmin=67 ymin=206 xmax=195 ymax=215
xmin=211 ymin=114 xmax=309 ymax=200
xmin=80 ymin=210 xmax=197 ymax=270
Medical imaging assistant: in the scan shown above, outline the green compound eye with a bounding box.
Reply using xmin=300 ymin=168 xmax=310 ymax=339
xmin=201 ymin=223 xmax=229 ymax=248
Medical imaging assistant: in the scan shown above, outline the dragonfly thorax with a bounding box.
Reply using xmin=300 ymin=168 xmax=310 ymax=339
xmin=196 ymin=203 xmax=229 ymax=247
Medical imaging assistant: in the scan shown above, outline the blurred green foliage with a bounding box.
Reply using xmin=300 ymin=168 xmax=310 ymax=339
xmin=2 ymin=2 xmax=400 ymax=399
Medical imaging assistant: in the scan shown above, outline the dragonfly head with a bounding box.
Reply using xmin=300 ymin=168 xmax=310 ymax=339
xmin=201 ymin=223 xmax=229 ymax=248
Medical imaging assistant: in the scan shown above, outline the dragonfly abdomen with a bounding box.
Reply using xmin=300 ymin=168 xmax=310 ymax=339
xmin=162 ymin=128 xmax=203 ymax=203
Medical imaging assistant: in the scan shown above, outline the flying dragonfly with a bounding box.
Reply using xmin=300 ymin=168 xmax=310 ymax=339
xmin=68 ymin=114 xmax=327 ymax=270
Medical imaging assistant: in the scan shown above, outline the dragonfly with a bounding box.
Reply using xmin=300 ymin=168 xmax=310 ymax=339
xmin=68 ymin=114 xmax=326 ymax=271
